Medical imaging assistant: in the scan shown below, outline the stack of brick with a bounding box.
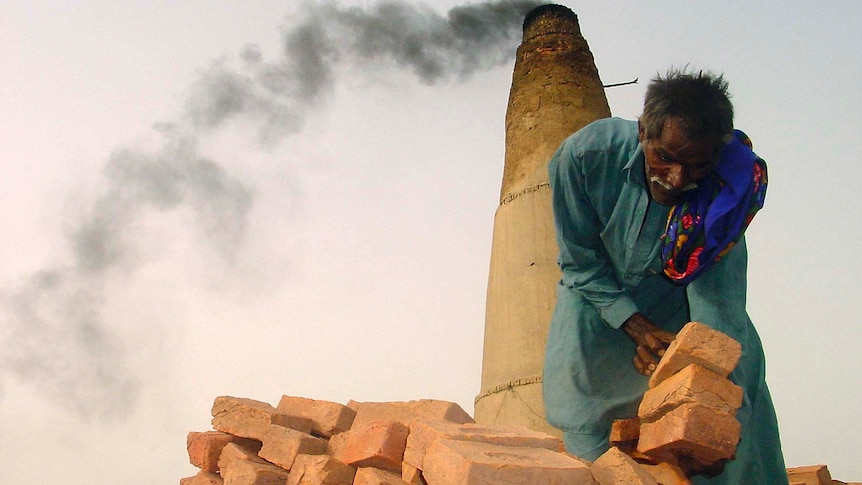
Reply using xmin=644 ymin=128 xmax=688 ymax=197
xmin=180 ymin=395 xmax=599 ymax=484
xmin=591 ymin=321 xmax=744 ymax=483
xmin=636 ymin=322 xmax=745 ymax=477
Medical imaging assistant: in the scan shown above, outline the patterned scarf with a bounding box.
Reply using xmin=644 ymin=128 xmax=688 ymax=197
xmin=661 ymin=130 xmax=768 ymax=284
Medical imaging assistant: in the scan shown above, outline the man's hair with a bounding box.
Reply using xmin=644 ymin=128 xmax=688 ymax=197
xmin=639 ymin=68 xmax=734 ymax=142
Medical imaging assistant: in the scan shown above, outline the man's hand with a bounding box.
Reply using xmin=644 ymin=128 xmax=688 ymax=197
xmin=621 ymin=313 xmax=676 ymax=376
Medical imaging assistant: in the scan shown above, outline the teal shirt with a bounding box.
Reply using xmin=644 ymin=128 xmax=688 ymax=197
xmin=543 ymin=118 xmax=787 ymax=483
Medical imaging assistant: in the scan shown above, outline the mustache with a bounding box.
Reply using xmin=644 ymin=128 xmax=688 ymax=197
xmin=649 ymin=175 xmax=698 ymax=193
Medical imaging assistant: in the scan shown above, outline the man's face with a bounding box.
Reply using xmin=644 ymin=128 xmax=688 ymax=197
xmin=639 ymin=118 xmax=722 ymax=206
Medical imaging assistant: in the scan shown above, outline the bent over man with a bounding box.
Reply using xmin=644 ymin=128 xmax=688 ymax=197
xmin=542 ymin=69 xmax=787 ymax=484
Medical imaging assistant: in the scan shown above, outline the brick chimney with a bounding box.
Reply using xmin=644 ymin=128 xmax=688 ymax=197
xmin=475 ymin=4 xmax=611 ymax=435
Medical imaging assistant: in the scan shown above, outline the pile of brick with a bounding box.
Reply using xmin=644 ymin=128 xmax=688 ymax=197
xmin=179 ymin=323 xmax=858 ymax=484
xmin=181 ymin=395 xmax=601 ymax=484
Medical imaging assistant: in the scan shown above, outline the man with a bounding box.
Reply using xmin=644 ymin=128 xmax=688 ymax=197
xmin=542 ymin=69 xmax=787 ymax=483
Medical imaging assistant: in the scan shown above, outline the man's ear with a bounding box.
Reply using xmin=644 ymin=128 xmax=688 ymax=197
xmin=637 ymin=119 xmax=645 ymax=143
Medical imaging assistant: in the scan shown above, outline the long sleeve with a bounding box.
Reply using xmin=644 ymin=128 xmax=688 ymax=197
xmin=548 ymin=137 xmax=638 ymax=329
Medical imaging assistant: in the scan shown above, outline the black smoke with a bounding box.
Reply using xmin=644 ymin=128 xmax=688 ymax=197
xmin=0 ymin=0 xmax=542 ymax=420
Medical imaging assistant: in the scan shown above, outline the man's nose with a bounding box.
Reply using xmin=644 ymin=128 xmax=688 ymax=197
xmin=666 ymin=164 xmax=690 ymax=190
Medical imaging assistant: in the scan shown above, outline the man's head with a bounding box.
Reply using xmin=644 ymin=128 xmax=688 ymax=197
xmin=638 ymin=69 xmax=734 ymax=206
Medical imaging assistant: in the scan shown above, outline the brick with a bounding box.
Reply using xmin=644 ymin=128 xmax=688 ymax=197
xmin=212 ymin=396 xmax=313 ymax=441
xmin=328 ymin=420 xmax=409 ymax=473
xmin=608 ymin=417 xmax=640 ymax=453
xmin=639 ymin=364 xmax=743 ymax=422
xmin=187 ymin=430 xmax=261 ymax=472
xmin=218 ymin=442 xmax=290 ymax=485
xmin=285 ymin=454 xmax=355 ymax=485
xmin=180 ymin=470 xmax=224 ymax=485
xmin=259 ymin=425 xmax=328 ymax=471
xmin=403 ymin=418 xmax=561 ymax=470
xmin=637 ymin=403 xmax=740 ymax=466
xmin=649 ymin=322 xmax=741 ymax=388
xmin=277 ymin=395 xmax=356 ymax=438
xmin=353 ymin=467 xmax=409 ymax=485
xmin=401 ymin=462 xmax=427 ymax=485
xmin=590 ymin=447 xmax=658 ymax=485
xmin=786 ymin=465 xmax=833 ymax=485
xmin=640 ymin=462 xmax=692 ymax=485
xmin=422 ymin=439 xmax=594 ymax=484
xmin=350 ymin=400 xmax=474 ymax=429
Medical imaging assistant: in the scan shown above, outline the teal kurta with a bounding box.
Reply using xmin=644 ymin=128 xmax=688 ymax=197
xmin=543 ymin=118 xmax=787 ymax=484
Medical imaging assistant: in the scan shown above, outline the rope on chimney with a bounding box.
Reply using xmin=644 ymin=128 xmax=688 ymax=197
xmin=499 ymin=182 xmax=550 ymax=206
xmin=474 ymin=375 xmax=543 ymax=405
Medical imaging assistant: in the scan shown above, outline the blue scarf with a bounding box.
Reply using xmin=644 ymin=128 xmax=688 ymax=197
xmin=661 ymin=130 xmax=768 ymax=284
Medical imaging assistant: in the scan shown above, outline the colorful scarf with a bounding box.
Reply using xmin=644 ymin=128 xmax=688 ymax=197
xmin=660 ymin=130 xmax=768 ymax=284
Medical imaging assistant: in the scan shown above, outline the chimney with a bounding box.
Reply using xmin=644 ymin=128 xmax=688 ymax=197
xmin=475 ymin=4 xmax=611 ymax=435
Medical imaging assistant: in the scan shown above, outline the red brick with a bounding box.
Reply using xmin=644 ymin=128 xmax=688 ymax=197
xmin=212 ymin=396 xmax=313 ymax=441
xmin=640 ymin=462 xmax=692 ymax=485
xmin=350 ymin=400 xmax=474 ymax=429
xmin=218 ymin=442 xmax=290 ymax=485
xmin=422 ymin=439 xmax=594 ymax=484
xmin=259 ymin=425 xmax=328 ymax=471
xmin=786 ymin=465 xmax=833 ymax=485
xmin=649 ymin=322 xmax=741 ymax=388
xmin=328 ymin=420 xmax=409 ymax=473
xmin=180 ymin=470 xmax=224 ymax=485
xmin=590 ymin=447 xmax=658 ymax=485
xmin=401 ymin=462 xmax=427 ymax=485
xmin=403 ymin=418 xmax=561 ymax=470
xmin=277 ymin=396 xmax=356 ymax=438
xmin=285 ymin=454 xmax=355 ymax=485
xmin=353 ymin=467 xmax=409 ymax=485
xmin=187 ymin=430 xmax=261 ymax=472
xmin=608 ymin=417 xmax=640 ymax=454
xmin=639 ymin=364 xmax=743 ymax=422
xmin=637 ymin=403 xmax=740 ymax=466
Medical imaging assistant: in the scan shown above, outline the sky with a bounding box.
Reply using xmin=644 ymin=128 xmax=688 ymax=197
xmin=1 ymin=0 xmax=860 ymax=483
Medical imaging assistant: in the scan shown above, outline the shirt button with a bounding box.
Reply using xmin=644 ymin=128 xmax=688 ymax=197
xmin=625 ymin=273 xmax=633 ymax=279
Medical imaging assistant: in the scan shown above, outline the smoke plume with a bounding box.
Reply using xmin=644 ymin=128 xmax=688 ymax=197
xmin=0 ymin=0 xmax=541 ymax=419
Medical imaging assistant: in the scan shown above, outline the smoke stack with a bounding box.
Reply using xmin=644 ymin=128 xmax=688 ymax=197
xmin=475 ymin=4 xmax=610 ymax=434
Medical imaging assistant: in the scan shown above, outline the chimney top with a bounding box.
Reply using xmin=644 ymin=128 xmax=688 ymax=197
xmin=522 ymin=4 xmax=580 ymax=41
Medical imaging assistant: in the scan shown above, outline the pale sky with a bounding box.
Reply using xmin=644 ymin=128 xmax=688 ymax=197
xmin=1 ymin=1 xmax=860 ymax=483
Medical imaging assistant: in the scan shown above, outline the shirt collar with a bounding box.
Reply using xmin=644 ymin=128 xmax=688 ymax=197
xmin=623 ymin=143 xmax=647 ymax=188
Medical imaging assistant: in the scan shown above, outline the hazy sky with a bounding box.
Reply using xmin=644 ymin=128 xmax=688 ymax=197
xmin=1 ymin=1 xmax=860 ymax=483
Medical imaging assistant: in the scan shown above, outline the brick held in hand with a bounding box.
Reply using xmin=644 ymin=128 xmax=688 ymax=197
xmin=648 ymin=322 xmax=742 ymax=388
xmin=639 ymin=364 xmax=743 ymax=422
xmin=637 ymin=403 xmax=740 ymax=467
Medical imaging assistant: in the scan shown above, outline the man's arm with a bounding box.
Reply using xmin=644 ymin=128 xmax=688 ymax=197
xmin=549 ymin=138 xmax=638 ymax=329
